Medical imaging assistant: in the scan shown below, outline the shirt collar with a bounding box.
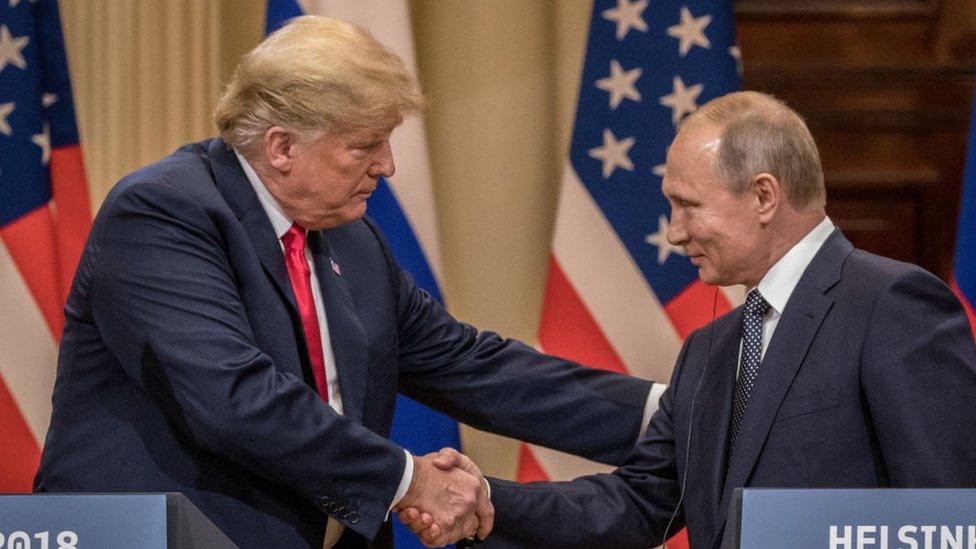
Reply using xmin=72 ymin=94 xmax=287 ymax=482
xmin=754 ymin=216 xmax=835 ymax=316
xmin=234 ymin=149 xmax=295 ymax=240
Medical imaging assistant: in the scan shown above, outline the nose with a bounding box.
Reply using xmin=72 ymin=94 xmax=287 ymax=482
xmin=667 ymin=210 xmax=687 ymax=246
xmin=368 ymin=140 xmax=395 ymax=178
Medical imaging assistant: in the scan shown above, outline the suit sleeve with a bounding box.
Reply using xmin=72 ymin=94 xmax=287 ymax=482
xmin=383 ymin=250 xmax=653 ymax=465
xmin=481 ymin=335 xmax=695 ymax=548
xmin=88 ymin=181 xmax=405 ymax=538
xmin=860 ymin=268 xmax=976 ymax=485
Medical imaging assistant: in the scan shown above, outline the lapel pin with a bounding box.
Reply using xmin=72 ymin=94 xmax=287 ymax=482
xmin=330 ymin=258 xmax=342 ymax=277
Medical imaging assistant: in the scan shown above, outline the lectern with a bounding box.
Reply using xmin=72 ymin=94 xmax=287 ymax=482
xmin=722 ymin=488 xmax=976 ymax=548
xmin=0 ymin=493 xmax=237 ymax=548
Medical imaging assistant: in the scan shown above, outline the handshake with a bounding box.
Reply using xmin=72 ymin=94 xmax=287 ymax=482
xmin=395 ymin=448 xmax=493 ymax=547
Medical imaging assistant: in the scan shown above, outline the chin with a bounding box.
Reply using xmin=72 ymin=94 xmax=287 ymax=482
xmin=337 ymin=204 xmax=368 ymax=226
xmin=697 ymin=270 xmax=726 ymax=287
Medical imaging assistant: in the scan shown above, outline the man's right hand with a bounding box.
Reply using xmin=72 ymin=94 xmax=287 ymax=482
xmin=398 ymin=448 xmax=494 ymax=547
xmin=395 ymin=451 xmax=488 ymax=547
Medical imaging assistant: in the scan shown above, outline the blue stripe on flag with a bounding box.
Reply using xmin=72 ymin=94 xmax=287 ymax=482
xmin=569 ymin=0 xmax=739 ymax=306
xmin=367 ymin=177 xmax=461 ymax=456
xmin=369 ymin=179 xmax=462 ymax=549
xmin=954 ymin=87 xmax=976 ymax=305
xmin=0 ymin=0 xmax=75 ymax=225
xmin=369 ymin=178 xmax=443 ymax=302
xmin=265 ymin=0 xmax=302 ymax=34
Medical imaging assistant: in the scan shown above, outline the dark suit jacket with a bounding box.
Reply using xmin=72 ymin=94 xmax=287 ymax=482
xmin=486 ymin=230 xmax=976 ymax=549
xmin=33 ymin=138 xmax=652 ymax=549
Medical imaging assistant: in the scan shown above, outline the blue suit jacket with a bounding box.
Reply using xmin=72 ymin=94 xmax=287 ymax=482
xmin=486 ymin=230 xmax=976 ymax=549
xmin=34 ymin=138 xmax=651 ymax=548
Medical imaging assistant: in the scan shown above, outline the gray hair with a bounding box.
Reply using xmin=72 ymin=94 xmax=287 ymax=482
xmin=683 ymin=91 xmax=825 ymax=210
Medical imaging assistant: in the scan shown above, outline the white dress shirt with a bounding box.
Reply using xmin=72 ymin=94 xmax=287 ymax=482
xmin=740 ymin=216 xmax=835 ymax=369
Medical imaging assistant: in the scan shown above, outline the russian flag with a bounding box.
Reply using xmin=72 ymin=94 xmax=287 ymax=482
xmin=265 ymin=2 xmax=460 ymax=547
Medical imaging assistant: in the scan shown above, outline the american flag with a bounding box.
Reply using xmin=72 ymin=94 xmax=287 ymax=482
xmin=951 ymin=88 xmax=976 ymax=337
xmin=519 ymin=1 xmax=741 ymax=546
xmin=0 ymin=0 xmax=92 ymax=491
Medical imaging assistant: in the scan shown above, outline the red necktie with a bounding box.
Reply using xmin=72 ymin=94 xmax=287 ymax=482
xmin=281 ymin=223 xmax=329 ymax=402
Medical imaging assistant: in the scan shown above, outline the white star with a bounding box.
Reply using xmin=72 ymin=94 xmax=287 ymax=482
xmin=602 ymin=0 xmax=649 ymax=41
xmin=653 ymin=162 xmax=666 ymax=178
xmin=645 ymin=215 xmax=686 ymax=264
xmin=667 ymin=7 xmax=712 ymax=57
xmin=659 ymin=76 xmax=704 ymax=125
xmin=588 ymin=128 xmax=635 ymax=179
xmin=0 ymin=25 xmax=29 ymax=73
xmin=729 ymin=46 xmax=743 ymax=76
xmin=0 ymin=102 xmax=14 ymax=136
xmin=32 ymin=122 xmax=50 ymax=165
xmin=9 ymin=0 xmax=21 ymax=6
xmin=596 ymin=59 xmax=642 ymax=109
xmin=41 ymin=92 xmax=58 ymax=107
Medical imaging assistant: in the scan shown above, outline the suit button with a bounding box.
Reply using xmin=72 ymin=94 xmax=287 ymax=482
xmin=319 ymin=496 xmax=332 ymax=509
xmin=337 ymin=508 xmax=350 ymax=519
xmin=348 ymin=511 xmax=360 ymax=524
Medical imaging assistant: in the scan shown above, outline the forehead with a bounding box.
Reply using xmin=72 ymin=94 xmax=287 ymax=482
xmin=662 ymin=124 xmax=724 ymax=198
xmin=331 ymin=125 xmax=393 ymax=142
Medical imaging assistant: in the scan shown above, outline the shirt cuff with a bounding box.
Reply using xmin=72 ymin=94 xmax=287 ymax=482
xmin=388 ymin=449 xmax=414 ymax=518
xmin=641 ymin=382 xmax=668 ymax=438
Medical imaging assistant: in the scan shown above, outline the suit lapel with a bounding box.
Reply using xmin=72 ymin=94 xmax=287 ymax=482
xmin=717 ymin=230 xmax=851 ymax=526
xmin=691 ymin=310 xmax=741 ymax=524
xmin=309 ymin=231 xmax=369 ymax=426
xmin=206 ymin=139 xmax=299 ymax=315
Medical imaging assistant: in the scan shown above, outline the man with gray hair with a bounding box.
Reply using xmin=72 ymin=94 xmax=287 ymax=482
xmin=33 ymin=16 xmax=658 ymax=549
xmin=403 ymin=91 xmax=976 ymax=548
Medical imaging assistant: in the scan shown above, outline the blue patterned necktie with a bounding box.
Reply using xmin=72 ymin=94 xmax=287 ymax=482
xmin=728 ymin=289 xmax=770 ymax=459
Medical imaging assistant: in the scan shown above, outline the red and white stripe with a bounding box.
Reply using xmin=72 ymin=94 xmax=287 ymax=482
xmin=0 ymin=145 xmax=91 ymax=492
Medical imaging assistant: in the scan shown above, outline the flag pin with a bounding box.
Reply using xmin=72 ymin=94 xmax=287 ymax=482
xmin=330 ymin=258 xmax=342 ymax=276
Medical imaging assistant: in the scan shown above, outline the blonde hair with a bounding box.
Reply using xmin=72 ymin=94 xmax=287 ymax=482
xmin=683 ymin=91 xmax=825 ymax=210
xmin=214 ymin=15 xmax=425 ymax=156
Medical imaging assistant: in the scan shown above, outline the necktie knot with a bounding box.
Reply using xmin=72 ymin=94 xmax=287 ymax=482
xmin=744 ymin=289 xmax=769 ymax=317
xmin=282 ymin=223 xmax=307 ymax=253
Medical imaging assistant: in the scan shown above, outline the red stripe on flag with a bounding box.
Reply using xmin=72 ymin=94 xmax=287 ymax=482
xmin=49 ymin=145 xmax=93 ymax=303
xmin=522 ymin=257 xmax=632 ymax=482
xmin=1 ymin=204 xmax=64 ymax=340
xmin=516 ymin=444 xmax=550 ymax=483
xmin=538 ymin=257 xmax=629 ymax=375
xmin=665 ymin=529 xmax=690 ymax=549
xmin=950 ymin=278 xmax=976 ymax=338
xmin=664 ymin=280 xmax=732 ymax=339
xmin=0 ymin=377 xmax=41 ymax=492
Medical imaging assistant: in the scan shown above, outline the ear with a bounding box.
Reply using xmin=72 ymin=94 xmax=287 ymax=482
xmin=261 ymin=126 xmax=296 ymax=174
xmin=752 ymin=172 xmax=781 ymax=224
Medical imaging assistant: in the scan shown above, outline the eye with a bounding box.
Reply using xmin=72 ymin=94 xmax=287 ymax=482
xmin=350 ymin=140 xmax=381 ymax=151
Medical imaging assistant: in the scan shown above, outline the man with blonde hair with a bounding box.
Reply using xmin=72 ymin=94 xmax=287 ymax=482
xmin=404 ymin=90 xmax=976 ymax=548
xmin=34 ymin=16 xmax=658 ymax=549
